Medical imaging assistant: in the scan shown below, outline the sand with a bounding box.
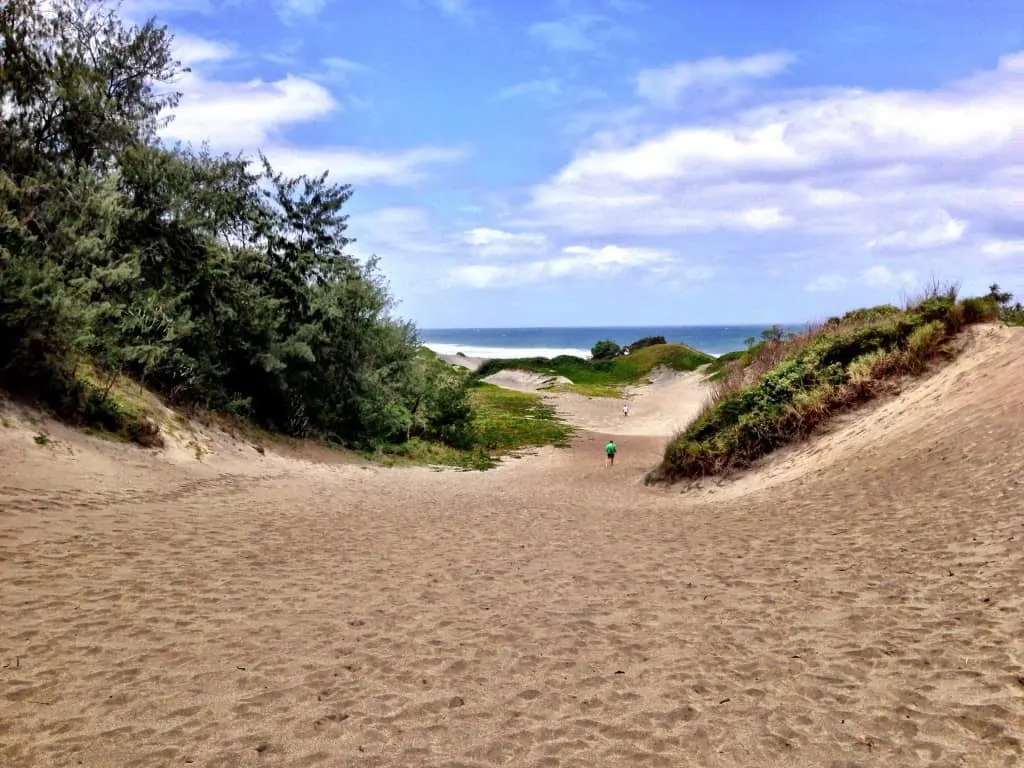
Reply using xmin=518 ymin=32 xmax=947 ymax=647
xmin=439 ymin=353 xmax=486 ymax=372
xmin=2 ymin=324 xmax=1023 ymax=767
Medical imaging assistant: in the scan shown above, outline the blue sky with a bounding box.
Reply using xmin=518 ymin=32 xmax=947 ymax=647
xmin=130 ymin=0 xmax=1023 ymax=327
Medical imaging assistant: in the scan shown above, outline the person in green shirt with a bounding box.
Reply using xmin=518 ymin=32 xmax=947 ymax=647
xmin=605 ymin=439 xmax=617 ymax=467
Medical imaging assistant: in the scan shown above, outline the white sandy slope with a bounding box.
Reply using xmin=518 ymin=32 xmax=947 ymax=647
xmin=2 ymin=325 xmax=1023 ymax=768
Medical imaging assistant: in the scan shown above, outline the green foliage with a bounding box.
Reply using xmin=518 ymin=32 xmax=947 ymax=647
xmin=704 ymin=350 xmax=744 ymax=381
xmin=366 ymin=383 xmax=572 ymax=470
xmin=652 ymin=293 xmax=994 ymax=483
xmin=959 ymin=296 xmax=1000 ymax=324
xmin=475 ymin=344 xmax=714 ymax=397
xmin=983 ymin=284 xmax=1024 ymax=327
xmin=590 ymin=339 xmax=621 ymax=360
xmin=469 ymin=384 xmax=573 ymax=452
xmin=0 ymin=0 xmax=472 ymax=450
xmin=627 ymin=335 xmax=666 ymax=351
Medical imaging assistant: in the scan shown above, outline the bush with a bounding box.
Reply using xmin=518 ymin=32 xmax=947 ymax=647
xmin=959 ymin=297 xmax=999 ymax=324
xmin=0 ymin=0 xmax=474 ymax=454
xmin=651 ymin=289 xmax=993 ymax=483
xmin=472 ymin=344 xmax=714 ymax=397
xmin=627 ymin=335 xmax=666 ymax=351
xmin=591 ymin=339 xmax=621 ymax=360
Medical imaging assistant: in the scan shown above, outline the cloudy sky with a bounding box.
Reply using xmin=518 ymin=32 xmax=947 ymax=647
xmin=134 ymin=0 xmax=1022 ymax=327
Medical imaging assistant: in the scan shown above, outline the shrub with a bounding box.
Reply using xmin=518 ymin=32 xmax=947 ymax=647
xmin=651 ymin=291 xmax=992 ymax=484
xmin=956 ymin=296 xmax=999 ymax=324
xmin=627 ymin=335 xmax=667 ymax=351
xmin=591 ymin=339 xmax=621 ymax=360
xmin=904 ymin=320 xmax=947 ymax=373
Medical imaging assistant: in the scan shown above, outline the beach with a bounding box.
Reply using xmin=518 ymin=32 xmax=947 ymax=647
xmin=2 ymin=324 xmax=1023 ymax=767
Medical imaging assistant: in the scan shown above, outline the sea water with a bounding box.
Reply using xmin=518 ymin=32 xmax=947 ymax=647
xmin=420 ymin=325 xmax=804 ymax=360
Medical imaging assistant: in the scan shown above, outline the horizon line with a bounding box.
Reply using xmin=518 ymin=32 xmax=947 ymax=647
xmin=419 ymin=322 xmax=810 ymax=331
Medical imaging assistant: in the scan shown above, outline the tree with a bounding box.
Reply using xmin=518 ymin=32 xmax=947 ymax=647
xmin=986 ymin=283 xmax=1013 ymax=306
xmin=0 ymin=0 xmax=475 ymax=449
xmin=591 ymin=339 xmax=621 ymax=360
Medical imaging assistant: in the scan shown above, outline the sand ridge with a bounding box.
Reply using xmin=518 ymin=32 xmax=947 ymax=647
xmin=481 ymin=364 xmax=711 ymax=438
xmin=2 ymin=325 xmax=1023 ymax=767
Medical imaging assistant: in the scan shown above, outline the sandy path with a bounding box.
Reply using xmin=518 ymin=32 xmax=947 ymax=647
xmin=484 ymin=365 xmax=711 ymax=438
xmin=2 ymin=326 xmax=1024 ymax=767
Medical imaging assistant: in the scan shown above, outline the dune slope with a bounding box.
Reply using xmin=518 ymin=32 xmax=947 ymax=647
xmin=1 ymin=326 xmax=1022 ymax=768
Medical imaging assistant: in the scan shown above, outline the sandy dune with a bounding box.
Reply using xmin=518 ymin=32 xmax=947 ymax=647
xmin=2 ymin=325 xmax=1024 ymax=767
xmin=484 ymin=364 xmax=711 ymax=438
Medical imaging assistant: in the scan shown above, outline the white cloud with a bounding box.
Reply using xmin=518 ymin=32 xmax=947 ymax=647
xmin=270 ymin=145 xmax=468 ymax=185
xmin=636 ymin=52 xmax=795 ymax=108
xmin=449 ymin=245 xmax=673 ymax=288
xmin=307 ymin=57 xmax=368 ymax=84
xmin=981 ymin=240 xmax=1024 ymax=260
xmin=861 ymin=265 xmax=917 ymax=288
xmin=276 ymin=0 xmax=329 ymax=20
xmin=157 ymin=44 xmax=466 ymax=186
xmin=495 ymin=79 xmax=561 ymax=101
xmin=806 ymin=273 xmax=848 ymax=292
xmin=350 ymin=207 xmax=448 ymax=258
xmin=170 ymin=33 xmax=233 ymax=66
xmin=435 ymin=0 xmax=470 ymax=19
xmin=527 ymin=50 xmax=1024 ymax=253
xmin=461 ymin=228 xmax=548 ymax=257
xmin=867 ymin=210 xmax=967 ymax=251
xmin=529 ymin=15 xmax=618 ymax=53
xmin=163 ymin=71 xmax=335 ymax=147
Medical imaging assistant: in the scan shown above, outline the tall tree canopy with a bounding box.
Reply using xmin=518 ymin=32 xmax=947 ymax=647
xmin=0 ymin=0 xmax=471 ymax=447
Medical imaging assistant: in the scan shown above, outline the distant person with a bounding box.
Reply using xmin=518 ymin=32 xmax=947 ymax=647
xmin=623 ymin=402 xmax=630 ymax=417
xmin=605 ymin=439 xmax=617 ymax=467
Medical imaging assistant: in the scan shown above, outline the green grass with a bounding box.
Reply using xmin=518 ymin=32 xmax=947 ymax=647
xmin=1000 ymin=305 xmax=1024 ymax=327
xmin=704 ymin=349 xmax=748 ymax=381
xmin=474 ymin=343 xmax=714 ymax=397
xmin=72 ymin=365 xmax=164 ymax=446
xmin=650 ymin=288 xmax=999 ymax=484
xmin=470 ymin=383 xmax=574 ymax=451
xmin=365 ymin=382 xmax=573 ymax=470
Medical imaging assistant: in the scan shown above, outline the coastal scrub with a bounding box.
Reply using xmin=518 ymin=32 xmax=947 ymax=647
xmin=650 ymin=285 xmax=1003 ymax=483
xmin=474 ymin=343 xmax=714 ymax=398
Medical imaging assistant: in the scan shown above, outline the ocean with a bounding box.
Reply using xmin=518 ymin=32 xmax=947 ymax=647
xmin=420 ymin=325 xmax=805 ymax=360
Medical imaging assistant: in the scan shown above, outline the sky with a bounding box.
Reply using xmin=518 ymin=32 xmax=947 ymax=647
xmin=124 ymin=0 xmax=1023 ymax=327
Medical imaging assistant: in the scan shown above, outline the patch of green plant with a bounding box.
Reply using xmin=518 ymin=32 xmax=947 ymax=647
xmin=470 ymin=383 xmax=573 ymax=451
xmin=366 ymin=438 xmax=496 ymax=470
xmin=651 ymin=288 xmax=998 ymax=483
xmin=474 ymin=343 xmax=714 ymax=398
xmin=704 ymin=349 xmax=746 ymax=381
xmin=362 ymin=383 xmax=572 ymax=470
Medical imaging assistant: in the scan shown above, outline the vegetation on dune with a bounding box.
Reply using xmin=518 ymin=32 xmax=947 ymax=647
xmin=473 ymin=343 xmax=714 ymax=397
xmin=650 ymin=282 xmax=1012 ymax=483
xmin=368 ymin=383 xmax=573 ymax=470
xmin=0 ymin=0 xmax=483 ymax=456
xmin=987 ymin=284 xmax=1024 ymax=326
xmin=590 ymin=334 xmax=669 ymax=361
xmin=704 ymin=326 xmax=797 ymax=381
xmin=470 ymin=384 xmax=574 ymax=452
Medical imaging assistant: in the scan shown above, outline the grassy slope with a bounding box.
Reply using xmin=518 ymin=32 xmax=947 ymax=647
xmin=16 ymin=355 xmax=573 ymax=471
xmin=704 ymin=349 xmax=748 ymax=380
xmin=368 ymin=383 xmax=573 ymax=469
xmin=651 ymin=293 xmax=1002 ymax=483
xmin=475 ymin=343 xmax=714 ymax=397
